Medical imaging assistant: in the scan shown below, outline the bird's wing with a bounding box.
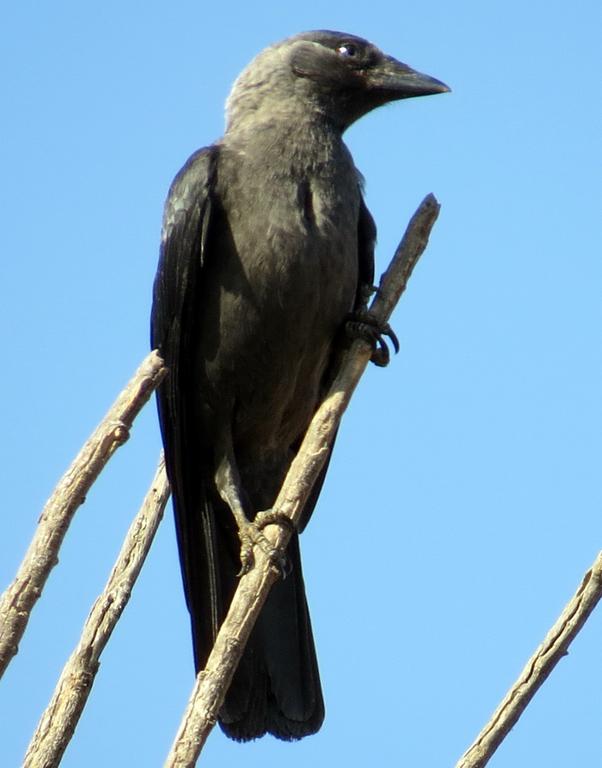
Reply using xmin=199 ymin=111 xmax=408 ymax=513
xmin=151 ymin=145 xmax=224 ymax=659
xmin=296 ymin=188 xmax=377 ymax=533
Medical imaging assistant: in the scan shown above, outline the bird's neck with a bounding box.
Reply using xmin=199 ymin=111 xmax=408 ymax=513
xmin=223 ymin=112 xmax=346 ymax=170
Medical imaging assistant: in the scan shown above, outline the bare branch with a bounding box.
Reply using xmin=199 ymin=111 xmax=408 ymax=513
xmin=23 ymin=458 xmax=170 ymax=768
xmin=164 ymin=194 xmax=441 ymax=767
xmin=0 ymin=350 xmax=167 ymax=679
xmin=456 ymin=551 xmax=602 ymax=768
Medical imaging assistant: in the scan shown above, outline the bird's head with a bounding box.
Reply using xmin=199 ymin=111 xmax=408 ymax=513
xmin=226 ymin=30 xmax=449 ymax=133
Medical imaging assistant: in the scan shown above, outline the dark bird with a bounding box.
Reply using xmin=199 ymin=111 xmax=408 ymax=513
xmin=151 ymin=30 xmax=448 ymax=742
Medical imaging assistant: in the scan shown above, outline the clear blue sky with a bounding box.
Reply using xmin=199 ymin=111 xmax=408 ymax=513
xmin=1 ymin=1 xmax=601 ymax=766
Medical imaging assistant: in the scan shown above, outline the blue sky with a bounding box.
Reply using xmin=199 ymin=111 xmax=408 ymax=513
xmin=1 ymin=1 xmax=601 ymax=766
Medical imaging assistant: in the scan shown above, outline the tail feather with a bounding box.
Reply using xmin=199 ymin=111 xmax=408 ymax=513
xmin=176 ymin=479 xmax=324 ymax=741
xmin=218 ymin=534 xmax=324 ymax=741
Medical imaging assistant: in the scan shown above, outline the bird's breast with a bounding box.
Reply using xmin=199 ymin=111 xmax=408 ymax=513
xmin=202 ymin=149 xmax=362 ymax=449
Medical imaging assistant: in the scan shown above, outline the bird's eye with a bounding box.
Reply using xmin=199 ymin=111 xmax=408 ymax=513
xmin=336 ymin=43 xmax=358 ymax=58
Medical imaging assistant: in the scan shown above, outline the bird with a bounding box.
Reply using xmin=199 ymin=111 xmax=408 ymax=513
xmin=151 ymin=30 xmax=448 ymax=742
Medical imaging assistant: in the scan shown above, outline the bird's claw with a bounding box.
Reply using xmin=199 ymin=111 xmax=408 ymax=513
xmin=346 ymin=309 xmax=399 ymax=367
xmin=237 ymin=511 xmax=295 ymax=578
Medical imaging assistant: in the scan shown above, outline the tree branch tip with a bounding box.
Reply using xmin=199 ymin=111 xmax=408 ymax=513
xmin=422 ymin=192 xmax=440 ymax=208
xmin=416 ymin=194 xmax=441 ymax=223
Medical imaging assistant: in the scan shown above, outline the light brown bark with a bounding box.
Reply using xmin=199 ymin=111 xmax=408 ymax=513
xmin=0 ymin=350 xmax=167 ymax=678
xmin=164 ymin=194 xmax=441 ymax=767
xmin=456 ymin=551 xmax=602 ymax=768
xmin=23 ymin=458 xmax=170 ymax=768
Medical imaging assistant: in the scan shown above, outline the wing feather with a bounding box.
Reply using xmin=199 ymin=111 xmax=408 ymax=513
xmin=151 ymin=146 xmax=223 ymax=663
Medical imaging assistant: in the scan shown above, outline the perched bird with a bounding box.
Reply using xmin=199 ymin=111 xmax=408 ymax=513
xmin=151 ymin=30 xmax=448 ymax=742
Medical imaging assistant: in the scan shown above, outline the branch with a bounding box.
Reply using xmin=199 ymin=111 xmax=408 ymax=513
xmin=456 ymin=551 xmax=602 ymax=768
xmin=164 ymin=194 xmax=441 ymax=767
xmin=0 ymin=350 xmax=167 ymax=679
xmin=23 ymin=457 xmax=170 ymax=768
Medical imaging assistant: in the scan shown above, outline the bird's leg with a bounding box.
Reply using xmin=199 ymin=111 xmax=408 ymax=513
xmin=214 ymin=443 xmax=293 ymax=576
xmin=346 ymin=285 xmax=399 ymax=367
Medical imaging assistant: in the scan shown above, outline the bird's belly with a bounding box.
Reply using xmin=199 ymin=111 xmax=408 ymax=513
xmin=199 ymin=219 xmax=358 ymax=453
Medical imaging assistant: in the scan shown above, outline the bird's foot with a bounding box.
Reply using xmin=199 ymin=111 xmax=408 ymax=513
xmin=237 ymin=511 xmax=295 ymax=577
xmin=346 ymin=308 xmax=399 ymax=367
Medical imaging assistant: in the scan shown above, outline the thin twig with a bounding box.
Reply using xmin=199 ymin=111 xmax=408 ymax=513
xmin=23 ymin=457 xmax=170 ymax=768
xmin=0 ymin=350 xmax=167 ymax=679
xmin=164 ymin=194 xmax=441 ymax=767
xmin=456 ymin=551 xmax=602 ymax=768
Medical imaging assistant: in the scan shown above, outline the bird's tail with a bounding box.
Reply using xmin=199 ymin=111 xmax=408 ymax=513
xmin=218 ymin=532 xmax=324 ymax=741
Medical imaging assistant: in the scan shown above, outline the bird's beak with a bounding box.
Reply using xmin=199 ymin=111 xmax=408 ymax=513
xmin=370 ymin=56 xmax=450 ymax=99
